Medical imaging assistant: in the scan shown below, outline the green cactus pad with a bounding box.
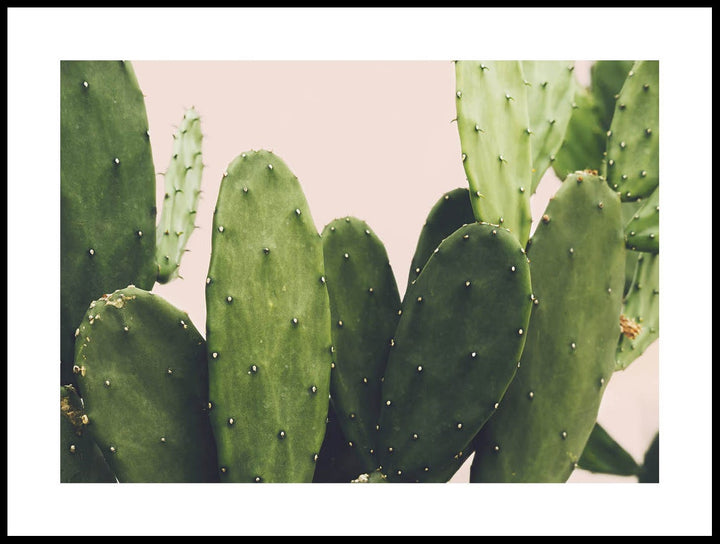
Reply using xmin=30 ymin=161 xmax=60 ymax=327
xmin=155 ymin=107 xmax=204 ymax=283
xmin=470 ymin=171 xmax=625 ymax=482
xmin=377 ymin=222 xmax=533 ymax=482
xmin=61 ymin=60 xmax=157 ymax=386
xmin=624 ymin=186 xmax=659 ymax=253
xmin=74 ymin=286 xmax=218 ymax=482
xmin=616 ymin=251 xmax=659 ymax=371
xmin=313 ymin=404 xmax=369 ymax=483
xmin=60 ymin=385 xmax=116 ymax=483
xmin=577 ymin=423 xmax=640 ymax=477
xmin=605 ymin=60 xmax=659 ymax=201
xmin=206 ymin=150 xmax=332 ymax=483
xmin=521 ymin=61 xmax=578 ymax=192
xmin=455 ymin=61 xmax=533 ymax=246
xmin=321 ymin=217 xmax=401 ymax=474
xmin=406 ymin=188 xmax=476 ymax=291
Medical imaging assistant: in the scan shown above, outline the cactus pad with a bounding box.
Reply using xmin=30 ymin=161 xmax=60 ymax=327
xmin=206 ymin=150 xmax=332 ymax=483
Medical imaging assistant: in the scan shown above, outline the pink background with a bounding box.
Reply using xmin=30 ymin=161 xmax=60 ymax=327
xmin=134 ymin=60 xmax=659 ymax=483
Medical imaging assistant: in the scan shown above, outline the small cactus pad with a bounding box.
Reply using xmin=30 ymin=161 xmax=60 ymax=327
xmin=406 ymin=188 xmax=476 ymax=291
xmin=470 ymin=171 xmax=625 ymax=482
xmin=624 ymin=186 xmax=659 ymax=253
xmin=61 ymin=60 xmax=157 ymax=385
xmin=74 ymin=287 xmax=218 ymax=483
xmin=616 ymin=251 xmax=659 ymax=371
xmin=521 ymin=61 xmax=578 ymax=192
xmin=321 ymin=217 xmax=401 ymax=474
xmin=313 ymin=404 xmax=370 ymax=483
xmin=60 ymin=385 xmax=116 ymax=483
xmin=377 ymin=222 xmax=533 ymax=482
xmin=577 ymin=423 xmax=640 ymax=477
xmin=206 ymin=150 xmax=332 ymax=483
xmin=455 ymin=61 xmax=533 ymax=246
xmin=605 ymin=61 xmax=659 ymax=201
xmin=155 ymin=107 xmax=204 ymax=283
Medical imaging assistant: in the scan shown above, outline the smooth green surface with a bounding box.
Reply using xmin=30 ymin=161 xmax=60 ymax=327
xmin=577 ymin=423 xmax=640 ymax=476
xmin=321 ymin=217 xmax=401 ymax=474
xmin=378 ymin=222 xmax=533 ymax=482
xmin=605 ymin=61 xmax=659 ymax=201
xmin=61 ymin=60 xmax=157 ymax=386
xmin=522 ymin=61 xmax=577 ymax=192
xmin=156 ymin=107 xmax=204 ymax=283
xmin=638 ymin=432 xmax=659 ymax=483
xmin=471 ymin=171 xmax=625 ymax=482
xmin=75 ymin=287 xmax=217 ymax=482
xmin=455 ymin=61 xmax=533 ymax=246
xmin=206 ymin=150 xmax=332 ymax=483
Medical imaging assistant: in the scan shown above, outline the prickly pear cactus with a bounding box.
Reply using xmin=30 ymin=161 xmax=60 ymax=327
xmin=60 ymin=385 xmax=116 ymax=483
xmin=604 ymin=60 xmax=659 ymax=201
xmin=155 ymin=107 xmax=204 ymax=283
xmin=206 ymin=150 xmax=332 ymax=483
xmin=61 ymin=60 xmax=157 ymax=386
xmin=321 ymin=217 xmax=401 ymax=475
xmin=455 ymin=60 xmax=533 ymax=246
xmin=406 ymin=188 xmax=475 ymax=290
xmin=377 ymin=221 xmax=533 ymax=482
xmin=74 ymin=286 xmax=218 ymax=483
xmin=521 ymin=61 xmax=577 ymax=192
xmin=470 ymin=171 xmax=625 ymax=482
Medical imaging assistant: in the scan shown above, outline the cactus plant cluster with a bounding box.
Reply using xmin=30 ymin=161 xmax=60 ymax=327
xmin=60 ymin=60 xmax=658 ymax=484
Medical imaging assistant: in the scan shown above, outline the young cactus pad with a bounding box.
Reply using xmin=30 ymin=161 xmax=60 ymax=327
xmin=470 ymin=171 xmax=625 ymax=482
xmin=206 ymin=150 xmax=332 ymax=483
xmin=521 ymin=61 xmax=578 ymax=193
xmin=155 ymin=107 xmax=204 ymax=283
xmin=406 ymin=187 xmax=476 ymax=291
xmin=377 ymin=222 xmax=533 ymax=482
xmin=61 ymin=60 xmax=157 ymax=385
xmin=321 ymin=217 xmax=401 ymax=474
xmin=60 ymin=385 xmax=116 ymax=483
xmin=604 ymin=60 xmax=659 ymax=201
xmin=74 ymin=286 xmax=218 ymax=483
xmin=455 ymin=60 xmax=533 ymax=246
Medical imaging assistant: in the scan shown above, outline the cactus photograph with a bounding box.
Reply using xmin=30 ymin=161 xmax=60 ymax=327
xmin=57 ymin=59 xmax=661 ymax=487
xmin=8 ymin=6 xmax=712 ymax=538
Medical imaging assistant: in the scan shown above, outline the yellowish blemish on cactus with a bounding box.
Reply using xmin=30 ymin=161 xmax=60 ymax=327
xmin=61 ymin=391 xmax=85 ymax=435
xmin=104 ymin=294 xmax=136 ymax=309
xmin=620 ymin=314 xmax=642 ymax=339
